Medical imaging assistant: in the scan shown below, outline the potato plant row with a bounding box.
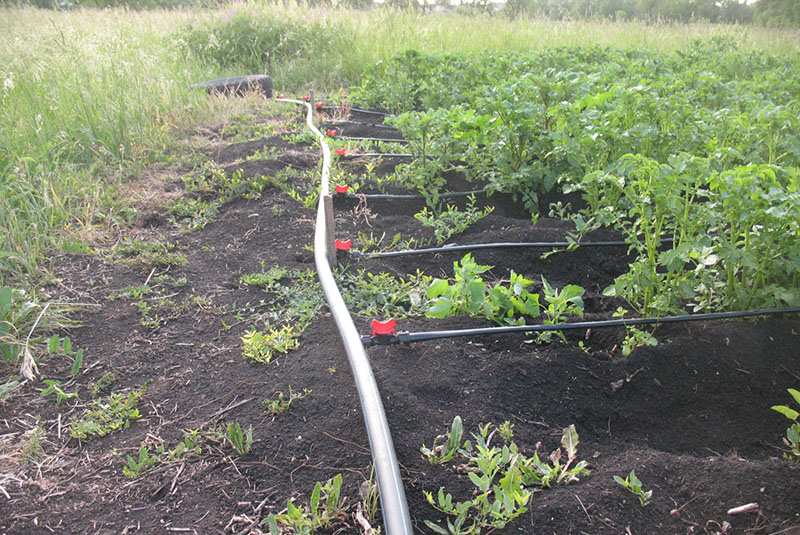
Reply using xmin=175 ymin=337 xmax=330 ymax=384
xmin=351 ymin=39 xmax=800 ymax=319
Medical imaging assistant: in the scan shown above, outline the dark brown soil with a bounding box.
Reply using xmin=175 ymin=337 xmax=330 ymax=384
xmin=1 ymin=106 xmax=798 ymax=535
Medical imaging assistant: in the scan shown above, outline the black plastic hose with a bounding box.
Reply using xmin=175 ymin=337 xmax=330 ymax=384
xmin=338 ymin=136 xmax=408 ymax=144
xmin=350 ymin=238 xmax=667 ymax=259
xmin=337 ymin=189 xmax=485 ymax=201
xmin=327 ymin=120 xmax=398 ymax=131
xmin=321 ymin=105 xmax=387 ymax=116
xmin=362 ymin=306 xmax=800 ymax=346
xmin=340 ymin=153 xmax=412 ymax=160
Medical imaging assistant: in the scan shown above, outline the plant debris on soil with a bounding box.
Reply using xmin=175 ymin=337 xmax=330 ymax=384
xmin=1 ymin=101 xmax=798 ymax=535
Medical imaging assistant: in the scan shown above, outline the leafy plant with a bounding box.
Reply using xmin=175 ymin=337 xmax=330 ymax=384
xmin=518 ymin=425 xmax=590 ymax=487
xmin=123 ymin=430 xmax=202 ymax=478
xmin=536 ymin=277 xmax=585 ymax=343
xmin=111 ymin=239 xmax=188 ymax=271
xmin=70 ymin=384 xmax=146 ymax=441
xmin=498 ymin=421 xmax=514 ymax=443
xmin=771 ymin=388 xmax=800 ymax=460
xmin=40 ymin=379 xmax=78 ymax=405
xmin=241 ymin=326 xmax=300 ymax=364
xmin=427 ymin=254 xmax=493 ymax=319
xmin=339 ymin=268 xmax=431 ymax=319
xmin=415 ymin=195 xmax=494 ymax=245
xmin=90 ymin=371 xmax=116 ymax=397
xmin=18 ymin=424 xmax=45 ymax=464
xmin=264 ymin=474 xmax=349 ymax=535
xmin=46 ymin=335 xmax=84 ymax=377
xmin=422 ymin=419 xmax=589 ymax=535
xmin=614 ymin=469 xmax=653 ymax=506
xmin=226 ymin=422 xmax=253 ymax=455
xmin=123 ymin=446 xmax=157 ymax=478
xmin=241 ymin=264 xmax=288 ymax=291
xmin=421 ymin=416 xmax=463 ymax=466
xmin=264 ymin=387 xmax=312 ymax=416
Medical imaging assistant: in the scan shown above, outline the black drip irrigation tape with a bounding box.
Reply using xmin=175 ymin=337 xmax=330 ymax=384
xmin=349 ymin=238 xmax=673 ymax=259
xmin=362 ymin=307 xmax=800 ymax=347
xmin=338 ymin=136 xmax=408 ymax=144
xmin=327 ymin=120 xmax=398 ymax=131
xmin=337 ymin=189 xmax=485 ymax=200
xmin=340 ymin=153 xmax=413 ymax=160
xmin=321 ymin=105 xmax=387 ymax=116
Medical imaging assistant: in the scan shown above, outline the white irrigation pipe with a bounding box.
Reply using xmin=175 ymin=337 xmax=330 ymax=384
xmin=276 ymin=98 xmax=413 ymax=535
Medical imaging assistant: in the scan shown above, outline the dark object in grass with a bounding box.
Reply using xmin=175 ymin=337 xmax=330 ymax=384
xmin=193 ymin=75 xmax=273 ymax=97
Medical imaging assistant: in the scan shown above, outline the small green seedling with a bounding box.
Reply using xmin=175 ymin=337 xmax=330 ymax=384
xmin=226 ymin=422 xmax=253 ymax=455
xmin=614 ymin=469 xmax=653 ymax=506
xmin=264 ymin=387 xmax=312 ymax=416
xmin=264 ymin=474 xmax=349 ymax=534
xmin=40 ymin=379 xmax=77 ymax=404
xmin=771 ymin=388 xmax=800 ymax=460
xmin=123 ymin=446 xmax=157 ymax=478
xmin=498 ymin=420 xmax=514 ymax=443
xmin=421 ymin=415 xmax=463 ymax=465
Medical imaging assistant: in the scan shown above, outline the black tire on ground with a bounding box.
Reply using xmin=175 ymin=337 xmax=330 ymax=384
xmin=193 ymin=75 xmax=273 ymax=97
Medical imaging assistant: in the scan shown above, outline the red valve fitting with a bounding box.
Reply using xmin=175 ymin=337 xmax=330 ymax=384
xmin=334 ymin=148 xmax=346 ymax=156
xmin=302 ymin=96 xmax=309 ymax=101
xmin=316 ymin=102 xmax=324 ymax=109
xmin=327 ymin=129 xmax=337 ymax=137
xmin=335 ymin=239 xmax=352 ymax=251
xmin=335 ymin=185 xmax=349 ymax=194
xmin=371 ymin=318 xmax=397 ymax=337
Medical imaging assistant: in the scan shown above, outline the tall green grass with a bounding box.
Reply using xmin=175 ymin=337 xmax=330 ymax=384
xmin=0 ymin=8 xmax=218 ymax=285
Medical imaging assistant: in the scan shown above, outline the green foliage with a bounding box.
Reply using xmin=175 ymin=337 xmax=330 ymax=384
xmin=427 ymin=254 xmax=585 ymax=336
xmin=46 ymin=334 xmax=84 ymax=377
xmin=264 ymin=387 xmax=312 ymax=416
xmin=414 ymin=195 xmax=494 ymax=245
xmin=123 ymin=429 xmax=202 ymax=478
xmin=614 ymin=469 xmax=653 ymax=506
xmin=422 ymin=419 xmax=589 ymax=535
xmin=755 ymin=0 xmax=800 ymax=27
xmin=241 ymin=264 xmax=287 ymax=291
xmin=70 ymin=384 xmax=146 ymax=441
xmin=771 ymin=388 xmax=800 ymax=460
xmin=264 ymin=474 xmax=349 ymax=535
xmin=0 ymin=286 xmax=60 ymax=364
xmin=241 ymin=326 xmax=299 ymax=365
xmin=582 ymin=155 xmax=800 ymax=322
xmin=536 ymin=278 xmax=584 ymax=343
xmin=427 ymin=254 xmax=494 ymax=319
xmin=359 ymin=43 xmax=800 ymax=221
xmin=123 ymin=446 xmax=157 ymax=478
xmin=225 ymin=422 xmax=253 ymax=455
xmin=170 ymin=163 xmax=278 ymax=229
xmin=18 ymin=424 xmax=45 ymax=464
xmin=181 ymin=8 xmax=346 ymax=80
xmin=111 ymin=239 xmax=188 ymax=270
xmin=90 ymin=371 xmax=116 ymax=397
xmin=40 ymin=379 xmax=78 ymax=405
xmin=238 ymin=267 xmax=325 ymax=364
xmin=339 ymin=268 xmax=431 ymax=318
xmin=421 ymin=416 xmax=464 ymax=466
